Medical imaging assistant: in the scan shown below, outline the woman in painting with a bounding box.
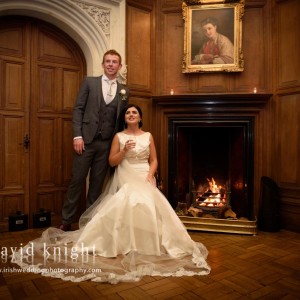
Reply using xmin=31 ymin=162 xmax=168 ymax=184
xmin=192 ymin=17 xmax=234 ymax=65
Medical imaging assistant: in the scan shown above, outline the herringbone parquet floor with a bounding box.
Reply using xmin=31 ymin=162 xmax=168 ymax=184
xmin=0 ymin=228 xmax=300 ymax=299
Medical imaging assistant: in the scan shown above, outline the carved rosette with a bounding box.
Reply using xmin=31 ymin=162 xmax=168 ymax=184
xmin=117 ymin=65 xmax=127 ymax=85
xmin=70 ymin=0 xmax=110 ymax=38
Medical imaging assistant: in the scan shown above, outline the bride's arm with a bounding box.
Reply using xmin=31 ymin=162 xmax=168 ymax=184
xmin=147 ymin=134 xmax=158 ymax=185
xmin=109 ymin=133 xmax=136 ymax=167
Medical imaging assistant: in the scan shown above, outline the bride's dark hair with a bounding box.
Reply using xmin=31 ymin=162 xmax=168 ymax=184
xmin=119 ymin=104 xmax=143 ymax=129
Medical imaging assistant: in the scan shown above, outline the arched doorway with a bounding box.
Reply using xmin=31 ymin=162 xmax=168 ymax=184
xmin=0 ymin=16 xmax=86 ymax=230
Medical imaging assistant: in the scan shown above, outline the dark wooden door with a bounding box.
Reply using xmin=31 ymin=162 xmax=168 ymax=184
xmin=0 ymin=16 xmax=86 ymax=230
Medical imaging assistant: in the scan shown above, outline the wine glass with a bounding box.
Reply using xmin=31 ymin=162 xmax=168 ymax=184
xmin=128 ymin=135 xmax=137 ymax=158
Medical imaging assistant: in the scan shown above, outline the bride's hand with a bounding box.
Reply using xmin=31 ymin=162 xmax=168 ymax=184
xmin=124 ymin=139 xmax=135 ymax=151
xmin=146 ymin=173 xmax=156 ymax=187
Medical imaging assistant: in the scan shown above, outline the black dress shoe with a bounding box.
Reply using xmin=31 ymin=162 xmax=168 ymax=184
xmin=57 ymin=224 xmax=71 ymax=231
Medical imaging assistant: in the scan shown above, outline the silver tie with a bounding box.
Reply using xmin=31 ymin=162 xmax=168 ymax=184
xmin=105 ymin=81 xmax=115 ymax=104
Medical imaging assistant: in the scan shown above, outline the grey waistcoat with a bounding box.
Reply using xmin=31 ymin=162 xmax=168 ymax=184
xmin=97 ymin=96 xmax=118 ymax=140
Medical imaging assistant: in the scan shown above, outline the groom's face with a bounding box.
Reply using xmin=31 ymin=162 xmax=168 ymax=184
xmin=102 ymin=54 xmax=122 ymax=79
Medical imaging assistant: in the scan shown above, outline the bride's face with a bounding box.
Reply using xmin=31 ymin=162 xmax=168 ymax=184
xmin=125 ymin=107 xmax=140 ymax=126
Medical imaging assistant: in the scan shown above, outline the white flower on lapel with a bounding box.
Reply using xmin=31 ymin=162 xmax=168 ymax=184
xmin=119 ymin=89 xmax=127 ymax=100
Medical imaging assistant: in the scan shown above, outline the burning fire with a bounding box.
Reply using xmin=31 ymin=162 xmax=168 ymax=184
xmin=195 ymin=178 xmax=227 ymax=208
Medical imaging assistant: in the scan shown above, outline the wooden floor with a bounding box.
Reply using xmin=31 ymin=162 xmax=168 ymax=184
xmin=0 ymin=228 xmax=300 ymax=300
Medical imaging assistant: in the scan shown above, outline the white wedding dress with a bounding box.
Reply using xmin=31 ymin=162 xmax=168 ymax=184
xmin=12 ymin=132 xmax=210 ymax=283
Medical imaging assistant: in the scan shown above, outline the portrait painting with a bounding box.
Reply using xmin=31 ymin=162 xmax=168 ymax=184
xmin=182 ymin=0 xmax=244 ymax=73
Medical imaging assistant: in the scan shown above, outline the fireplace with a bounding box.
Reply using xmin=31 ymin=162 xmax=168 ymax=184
xmin=153 ymin=94 xmax=271 ymax=234
xmin=169 ymin=117 xmax=254 ymax=219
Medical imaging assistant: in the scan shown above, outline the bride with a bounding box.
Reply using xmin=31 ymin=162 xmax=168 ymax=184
xmin=12 ymin=104 xmax=210 ymax=284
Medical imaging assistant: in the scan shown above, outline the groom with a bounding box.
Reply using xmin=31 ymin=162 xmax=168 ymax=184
xmin=58 ymin=49 xmax=129 ymax=231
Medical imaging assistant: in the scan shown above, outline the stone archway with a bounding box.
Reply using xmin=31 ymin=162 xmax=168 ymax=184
xmin=0 ymin=0 xmax=126 ymax=76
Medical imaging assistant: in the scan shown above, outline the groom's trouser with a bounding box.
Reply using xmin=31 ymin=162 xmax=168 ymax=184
xmin=62 ymin=137 xmax=111 ymax=224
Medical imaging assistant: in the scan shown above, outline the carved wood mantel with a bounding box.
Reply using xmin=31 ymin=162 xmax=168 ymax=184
xmin=152 ymin=93 xmax=272 ymax=161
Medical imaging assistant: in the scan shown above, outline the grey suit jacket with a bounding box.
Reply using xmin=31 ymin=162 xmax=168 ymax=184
xmin=72 ymin=76 xmax=129 ymax=144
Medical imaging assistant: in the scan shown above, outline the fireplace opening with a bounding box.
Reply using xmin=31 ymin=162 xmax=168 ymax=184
xmin=168 ymin=118 xmax=255 ymax=221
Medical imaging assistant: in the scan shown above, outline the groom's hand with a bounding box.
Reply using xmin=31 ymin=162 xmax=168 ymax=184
xmin=73 ymin=138 xmax=85 ymax=155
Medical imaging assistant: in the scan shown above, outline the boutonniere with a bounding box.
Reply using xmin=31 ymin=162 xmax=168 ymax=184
xmin=119 ymin=89 xmax=127 ymax=101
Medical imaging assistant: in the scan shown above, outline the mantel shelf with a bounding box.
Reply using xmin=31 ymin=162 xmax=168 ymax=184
xmin=153 ymin=93 xmax=272 ymax=106
xmin=153 ymin=93 xmax=272 ymax=113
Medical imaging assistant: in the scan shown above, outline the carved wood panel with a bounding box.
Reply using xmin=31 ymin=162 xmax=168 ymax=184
xmin=0 ymin=17 xmax=30 ymax=227
xmin=277 ymin=94 xmax=299 ymax=185
xmin=127 ymin=5 xmax=152 ymax=93
xmin=30 ymin=20 xmax=85 ymax=224
xmin=0 ymin=17 xmax=85 ymax=230
xmin=277 ymin=0 xmax=300 ymax=88
xmin=274 ymin=0 xmax=300 ymax=232
xmin=233 ymin=5 xmax=269 ymax=92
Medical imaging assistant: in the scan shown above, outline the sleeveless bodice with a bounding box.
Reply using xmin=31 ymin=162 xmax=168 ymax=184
xmin=117 ymin=132 xmax=151 ymax=175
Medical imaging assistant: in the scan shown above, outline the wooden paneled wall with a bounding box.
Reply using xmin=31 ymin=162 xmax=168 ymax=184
xmin=126 ymin=0 xmax=300 ymax=232
xmin=273 ymin=0 xmax=300 ymax=231
xmin=154 ymin=0 xmax=272 ymax=94
xmin=126 ymin=0 xmax=154 ymax=132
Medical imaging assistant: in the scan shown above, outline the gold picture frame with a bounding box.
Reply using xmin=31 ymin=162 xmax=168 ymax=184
xmin=182 ymin=0 xmax=244 ymax=73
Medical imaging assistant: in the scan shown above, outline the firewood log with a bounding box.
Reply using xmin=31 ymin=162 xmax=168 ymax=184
xmin=187 ymin=207 xmax=203 ymax=217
